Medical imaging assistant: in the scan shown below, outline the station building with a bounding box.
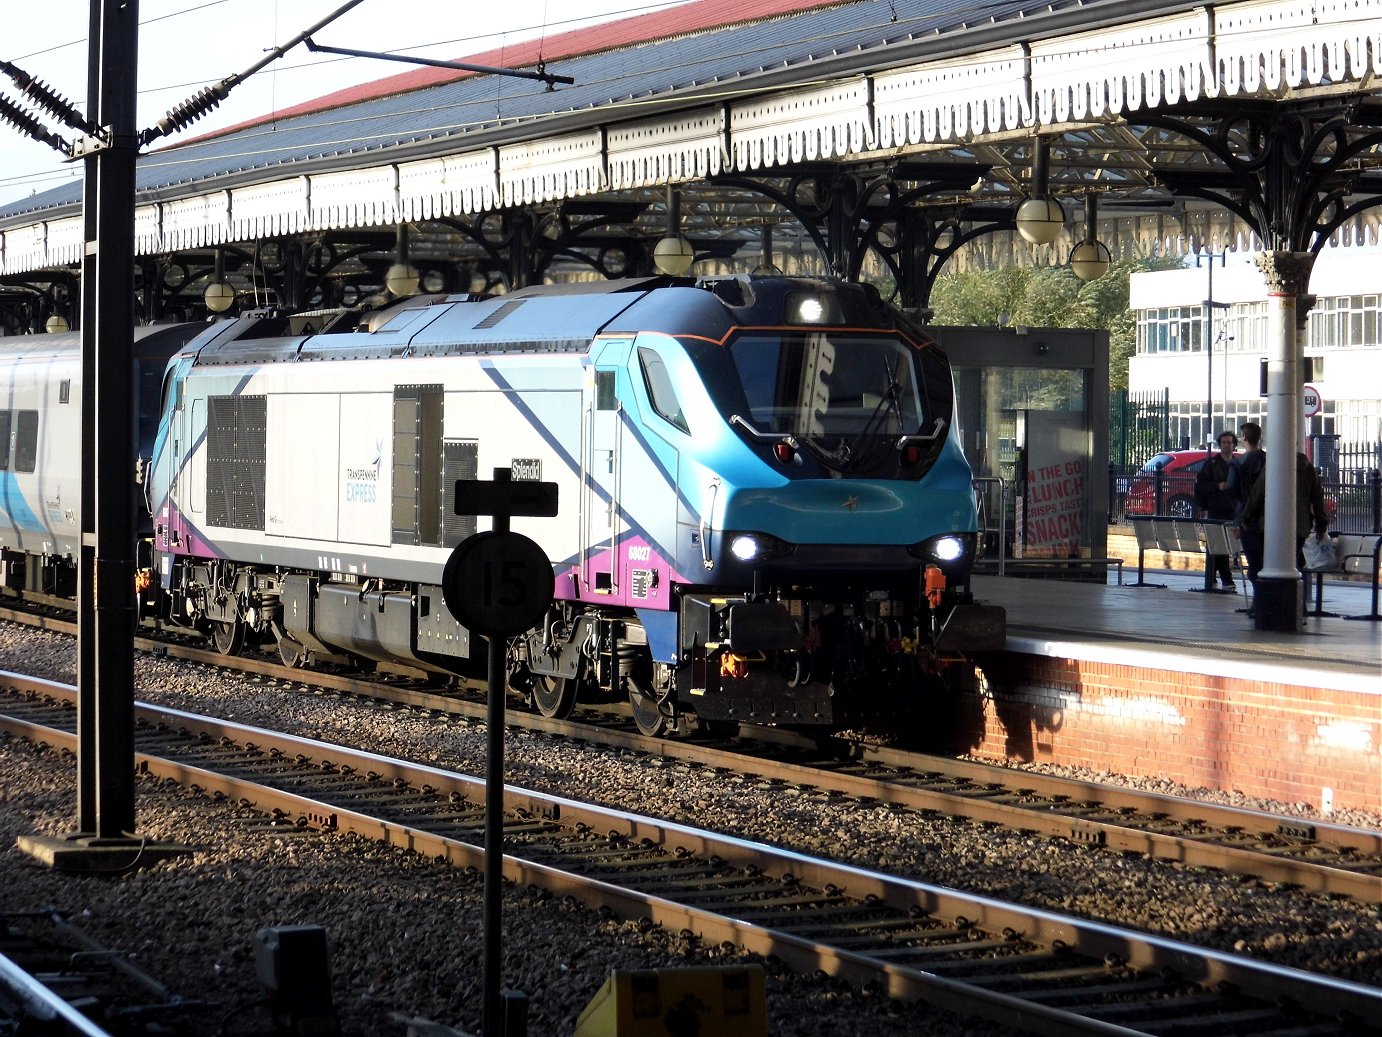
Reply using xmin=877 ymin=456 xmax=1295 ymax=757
xmin=1129 ymin=247 xmax=1382 ymax=464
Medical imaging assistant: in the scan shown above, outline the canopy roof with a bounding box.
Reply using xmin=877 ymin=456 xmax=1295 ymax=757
xmin=3 ymin=0 xmax=1381 ymax=274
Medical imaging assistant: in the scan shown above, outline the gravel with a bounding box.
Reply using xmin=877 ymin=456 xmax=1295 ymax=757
xmin=2 ymin=622 xmax=1380 ymax=1034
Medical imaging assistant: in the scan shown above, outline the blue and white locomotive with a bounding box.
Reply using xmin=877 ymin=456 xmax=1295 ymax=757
xmin=0 ymin=276 xmax=1002 ymax=733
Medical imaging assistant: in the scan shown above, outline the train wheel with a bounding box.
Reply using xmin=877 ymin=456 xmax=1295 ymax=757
xmin=1167 ymin=495 xmax=1195 ymax=519
xmin=530 ymin=673 xmax=576 ymax=720
xmin=627 ymin=673 xmax=670 ymax=737
xmin=212 ymin=619 xmax=245 ymax=656
xmin=277 ymin=635 xmax=306 ymax=668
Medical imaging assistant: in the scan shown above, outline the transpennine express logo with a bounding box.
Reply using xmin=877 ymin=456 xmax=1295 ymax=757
xmin=345 ymin=442 xmax=383 ymax=503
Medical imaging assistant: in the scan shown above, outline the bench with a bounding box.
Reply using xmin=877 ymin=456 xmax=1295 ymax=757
xmin=1305 ymin=533 xmax=1382 ymax=621
xmin=1127 ymin=515 xmax=1243 ymax=592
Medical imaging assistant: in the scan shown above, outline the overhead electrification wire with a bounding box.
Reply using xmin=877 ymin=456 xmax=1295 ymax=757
xmin=140 ymin=0 xmax=370 ymax=146
xmin=7 ymin=1 xmax=1381 ymax=196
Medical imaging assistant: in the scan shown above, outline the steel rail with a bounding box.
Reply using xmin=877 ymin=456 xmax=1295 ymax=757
xmin=0 ymin=949 xmax=118 ymax=1037
xmin=1 ymin=605 xmax=1378 ymax=901
xmin=0 ymin=909 xmax=203 ymax=1037
xmin=3 ymin=680 xmax=1380 ymax=1037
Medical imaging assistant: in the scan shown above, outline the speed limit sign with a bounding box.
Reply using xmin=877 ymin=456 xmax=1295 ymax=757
xmin=1302 ymin=384 xmax=1323 ymax=418
xmin=441 ymin=530 xmax=554 ymax=637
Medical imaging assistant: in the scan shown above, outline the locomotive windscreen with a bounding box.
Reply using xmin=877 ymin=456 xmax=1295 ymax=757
xmin=729 ymin=332 xmax=923 ymax=440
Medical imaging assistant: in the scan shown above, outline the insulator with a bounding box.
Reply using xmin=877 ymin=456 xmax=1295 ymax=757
xmin=0 ymin=94 xmax=66 ymax=154
xmin=7 ymin=68 xmax=90 ymax=133
xmin=140 ymin=84 xmax=227 ymax=145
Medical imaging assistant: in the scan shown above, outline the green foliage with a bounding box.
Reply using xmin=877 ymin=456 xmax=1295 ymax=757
xmin=928 ymin=255 xmax=1180 ymax=392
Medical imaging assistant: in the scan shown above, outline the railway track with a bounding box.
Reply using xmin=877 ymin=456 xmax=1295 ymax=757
xmin=4 ymin=601 xmax=1380 ymax=904
xmin=3 ymin=675 xmax=1381 ymax=1037
xmin=0 ymin=908 xmax=213 ymax=1037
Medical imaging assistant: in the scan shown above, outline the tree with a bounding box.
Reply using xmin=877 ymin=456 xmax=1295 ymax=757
xmin=927 ymin=255 xmax=1180 ymax=392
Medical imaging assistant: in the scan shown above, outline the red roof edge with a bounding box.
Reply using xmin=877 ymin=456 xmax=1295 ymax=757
xmin=173 ymin=0 xmax=854 ymax=148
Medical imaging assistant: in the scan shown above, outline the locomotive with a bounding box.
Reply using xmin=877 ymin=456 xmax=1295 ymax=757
xmin=0 ymin=275 xmax=1003 ymax=734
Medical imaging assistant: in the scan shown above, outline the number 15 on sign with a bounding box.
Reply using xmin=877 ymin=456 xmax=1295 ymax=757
xmin=441 ymin=530 xmax=555 ymax=638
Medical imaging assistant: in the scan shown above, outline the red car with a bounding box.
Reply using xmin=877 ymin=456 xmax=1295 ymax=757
xmin=1123 ymin=449 xmax=1337 ymax=522
xmin=1124 ymin=450 xmax=1218 ymax=519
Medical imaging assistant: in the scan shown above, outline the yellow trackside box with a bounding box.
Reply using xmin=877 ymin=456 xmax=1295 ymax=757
xmin=574 ymin=965 xmax=767 ymax=1037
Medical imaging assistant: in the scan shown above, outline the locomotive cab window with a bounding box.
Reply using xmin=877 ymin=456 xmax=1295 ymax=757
xmin=726 ymin=333 xmax=923 ymax=439
xmin=595 ymin=370 xmax=617 ymax=411
xmin=637 ymin=347 xmax=689 ymax=433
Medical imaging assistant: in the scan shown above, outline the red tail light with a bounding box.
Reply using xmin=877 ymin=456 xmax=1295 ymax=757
xmin=902 ymin=444 xmax=921 ymax=465
xmin=774 ymin=441 xmax=796 ymax=463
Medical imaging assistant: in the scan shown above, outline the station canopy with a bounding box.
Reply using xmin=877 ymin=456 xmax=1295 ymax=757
xmin=3 ymin=0 xmax=1382 ymax=294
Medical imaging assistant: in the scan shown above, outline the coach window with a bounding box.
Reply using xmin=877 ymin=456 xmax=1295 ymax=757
xmin=637 ymin=348 xmax=689 ymax=433
xmin=0 ymin=411 xmax=10 ymax=470
xmin=14 ymin=412 xmax=38 ymax=473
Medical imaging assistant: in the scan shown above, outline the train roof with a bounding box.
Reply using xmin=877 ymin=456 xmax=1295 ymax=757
xmin=180 ymin=275 xmax=935 ymax=366
xmin=0 ymin=323 xmax=205 ymax=363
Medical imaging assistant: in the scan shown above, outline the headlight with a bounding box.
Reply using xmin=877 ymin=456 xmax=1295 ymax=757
xmin=727 ymin=532 xmax=795 ymax=563
xmin=908 ymin=533 xmax=974 ymax=566
xmin=784 ymin=290 xmax=844 ymax=325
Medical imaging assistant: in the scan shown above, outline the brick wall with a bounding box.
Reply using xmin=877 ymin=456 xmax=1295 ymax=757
xmin=935 ymin=652 xmax=1381 ymax=815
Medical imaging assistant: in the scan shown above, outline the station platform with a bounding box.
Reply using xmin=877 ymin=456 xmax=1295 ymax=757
xmin=945 ymin=570 xmax=1381 ymax=817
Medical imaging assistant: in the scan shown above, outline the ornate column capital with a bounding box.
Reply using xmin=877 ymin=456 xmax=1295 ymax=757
xmin=1254 ymin=251 xmax=1314 ymax=296
xmin=1296 ymin=293 xmax=1318 ymax=331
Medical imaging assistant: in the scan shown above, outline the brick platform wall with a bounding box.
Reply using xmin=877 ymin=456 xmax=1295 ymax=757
xmin=937 ymin=652 xmax=1381 ymax=815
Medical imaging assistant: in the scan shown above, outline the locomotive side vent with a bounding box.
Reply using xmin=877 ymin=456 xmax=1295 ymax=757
xmin=206 ymin=394 xmax=267 ymax=530
xmin=441 ymin=440 xmax=479 ymax=547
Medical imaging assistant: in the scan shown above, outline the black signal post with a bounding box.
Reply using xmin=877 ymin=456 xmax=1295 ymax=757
xmin=86 ymin=0 xmax=141 ymax=843
xmin=10 ymin=0 xmax=370 ymax=870
xmin=441 ymin=468 xmax=557 ymax=1037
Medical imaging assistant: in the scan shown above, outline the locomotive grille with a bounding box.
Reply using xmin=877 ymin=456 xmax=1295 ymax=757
xmin=441 ymin=440 xmax=478 ymax=547
xmin=206 ymin=395 xmax=266 ymax=530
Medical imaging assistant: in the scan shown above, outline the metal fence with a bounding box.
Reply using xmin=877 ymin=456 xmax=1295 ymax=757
xmin=1108 ymin=391 xmax=1381 ymax=532
xmin=1107 ymin=456 xmax=1382 ymax=533
xmin=1109 ymin=389 xmax=1171 ymax=469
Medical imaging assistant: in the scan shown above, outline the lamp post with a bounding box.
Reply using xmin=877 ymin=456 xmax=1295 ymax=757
xmin=1196 ymin=249 xmax=1227 ymax=444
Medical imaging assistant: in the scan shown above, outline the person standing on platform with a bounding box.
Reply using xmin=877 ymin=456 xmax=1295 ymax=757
xmin=1195 ymin=431 xmax=1240 ymax=592
xmin=1235 ymin=422 xmax=1266 ymax=604
xmin=1238 ymin=450 xmax=1329 ymax=581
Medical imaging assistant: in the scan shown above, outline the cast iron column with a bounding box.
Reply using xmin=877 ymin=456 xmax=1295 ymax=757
xmin=1253 ymin=252 xmax=1314 ymax=632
